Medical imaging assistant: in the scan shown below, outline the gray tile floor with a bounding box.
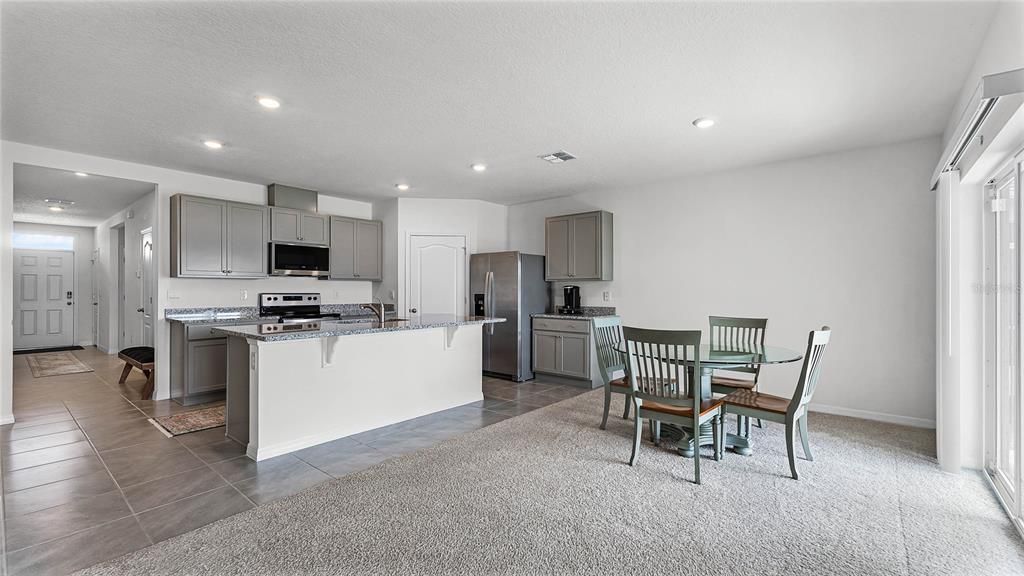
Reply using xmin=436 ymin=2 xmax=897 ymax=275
xmin=0 ymin=347 xmax=587 ymax=575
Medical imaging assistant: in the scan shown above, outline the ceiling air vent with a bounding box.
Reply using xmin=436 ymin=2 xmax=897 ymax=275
xmin=539 ymin=150 xmax=577 ymax=164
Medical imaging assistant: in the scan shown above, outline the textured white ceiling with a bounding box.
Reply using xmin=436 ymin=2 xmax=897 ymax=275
xmin=14 ymin=164 xmax=155 ymax=226
xmin=1 ymin=2 xmax=996 ymax=204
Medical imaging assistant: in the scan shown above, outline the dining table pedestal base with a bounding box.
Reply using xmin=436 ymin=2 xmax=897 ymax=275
xmin=657 ymin=422 xmax=753 ymax=458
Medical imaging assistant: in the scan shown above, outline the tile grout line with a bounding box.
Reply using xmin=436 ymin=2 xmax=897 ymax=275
xmin=3 ymin=513 xmax=140 ymax=556
xmin=174 ymin=441 xmax=259 ymax=510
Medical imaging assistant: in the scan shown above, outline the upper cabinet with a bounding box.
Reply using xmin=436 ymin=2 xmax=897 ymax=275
xmin=270 ymin=207 xmax=329 ymax=246
xmin=544 ymin=211 xmax=613 ymax=281
xmin=330 ymin=216 xmax=382 ymax=280
xmin=171 ymin=195 xmax=269 ymax=278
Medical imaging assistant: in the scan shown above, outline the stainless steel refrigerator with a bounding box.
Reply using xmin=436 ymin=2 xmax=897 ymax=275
xmin=470 ymin=252 xmax=549 ymax=381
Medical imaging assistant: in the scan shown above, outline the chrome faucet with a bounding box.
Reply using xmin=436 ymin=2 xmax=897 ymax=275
xmin=361 ymin=297 xmax=386 ymax=324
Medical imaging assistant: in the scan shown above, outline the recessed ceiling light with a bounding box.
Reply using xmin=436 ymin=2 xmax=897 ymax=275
xmin=692 ymin=117 xmax=716 ymax=129
xmin=203 ymin=140 xmax=224 ymax=150
xmin=395 ymin=183 xmax=410 ymax=192
xmin=74 ymin=172 xmax=88 ymax=177
xmin=48 ymin=206 xmax=64 ymax=212
xmin=257 ymin=96 xmax=281 ymax=109
xmin=471 ymin=163 xmax=487 ymax=172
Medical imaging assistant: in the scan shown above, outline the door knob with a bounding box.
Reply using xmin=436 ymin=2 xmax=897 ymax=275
xmin=137 ymin=307 xmax=144 ymax=312
xmin=410 ymin=308 xmax=418 ymax=313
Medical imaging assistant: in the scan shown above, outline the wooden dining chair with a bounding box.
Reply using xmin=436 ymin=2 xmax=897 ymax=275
xmin=622 ymin=327 xmax=723 ymax=485
xmin=720 ymin=326 xmax=831 ymax=480
xmin=593 ymin=316 xmax=631 ymax=429
xmin=709 ymin=315 xmax=767 ymax=431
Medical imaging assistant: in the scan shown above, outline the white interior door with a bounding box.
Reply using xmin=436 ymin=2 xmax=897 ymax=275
xmin=407 ymin=235 xmax=467 ymax=320
xmin=14 ymin=249 xmax=75 ymax=350
xmin=140 ymin=228 xmax=154 ymax=347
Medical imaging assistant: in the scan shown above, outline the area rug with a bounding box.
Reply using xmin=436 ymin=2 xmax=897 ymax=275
xmin=152 ymin=406 xmax=225 ymax=436
xmin=80 ymin=391 xmax=1024 ymax=576
xmin=25 ymin=351 xmax=93 ymax=378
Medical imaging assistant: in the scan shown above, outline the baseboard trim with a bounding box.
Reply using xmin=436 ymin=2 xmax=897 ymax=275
xmin=0 ymin=414 xmax=15 ymax=426
xmin=809 ymin=403 xmax=935 ymax=429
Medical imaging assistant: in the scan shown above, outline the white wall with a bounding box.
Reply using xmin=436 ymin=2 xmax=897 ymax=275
xmin=12 ymin=222 xmax=96 ymax=347
xmin=93 ymin=191 xmax=157 ymax=352
xmin=509 ymin=137 xmax=940 ymax=427
xmin=0 ymin=141 xmax=376 ymax=409
xmin=389 ymin=198 xmax=508 ymax=315
xmin=942 ymin=1 xmax=1024 ymax=148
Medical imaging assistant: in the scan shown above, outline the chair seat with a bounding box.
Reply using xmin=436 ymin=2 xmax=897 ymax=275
xmin=642 ymin=398 xmax=723 ymax=418
xmin=118 ymin=346 xmax=154 ymax=364
xmin=721 ymin=390 xmax=791 ymax=415
xmin=711 ymin=375 xmax=756 ymax=390
xmin=610 ymin=377 xmax=631 ymax=389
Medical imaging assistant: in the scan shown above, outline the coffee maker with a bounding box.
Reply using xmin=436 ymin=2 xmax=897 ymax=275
xmin=560 ymin=285 xmax=582 ymax=315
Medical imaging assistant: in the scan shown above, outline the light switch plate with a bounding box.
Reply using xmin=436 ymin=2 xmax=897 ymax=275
xmin=603 ymin=291 xmax=610 ymax=302
xmin=240 ymin=289 xmax=248 ymax=301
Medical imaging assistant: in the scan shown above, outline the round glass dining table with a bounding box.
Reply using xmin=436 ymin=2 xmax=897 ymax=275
xmin=613 ymin=342 xmax=803 ymax=456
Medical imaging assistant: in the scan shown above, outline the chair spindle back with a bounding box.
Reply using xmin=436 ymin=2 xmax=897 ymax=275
xmin=592 ymin=316 xmax=625 ymax=385
xmin=789 ymin=326 xmax=832 ymax=415
xmin=709 ymin=316 xmax=767 ymax=378
xmin=622 ymin=327 xmax=701 ymax=414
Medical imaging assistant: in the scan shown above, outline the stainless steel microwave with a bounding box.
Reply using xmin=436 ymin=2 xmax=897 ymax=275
xmin=269 ymin=242 xmax=330 ymax=277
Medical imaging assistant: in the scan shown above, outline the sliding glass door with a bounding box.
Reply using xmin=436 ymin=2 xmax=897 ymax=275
xmin=987 ymin=161 xmax=1021 ymax=512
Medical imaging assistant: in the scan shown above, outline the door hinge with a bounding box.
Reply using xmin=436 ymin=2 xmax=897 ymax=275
xmin=990 ymin=199 xmax=1007 ymax=213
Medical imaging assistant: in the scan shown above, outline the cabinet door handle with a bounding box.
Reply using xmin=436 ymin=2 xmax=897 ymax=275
xmin=136 ymin=307 xmax=144 ymax=312
xmin=227 ymin=270 xmax=232 ymax=274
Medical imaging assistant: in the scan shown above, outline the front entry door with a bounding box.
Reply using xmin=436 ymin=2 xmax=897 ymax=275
xmin=14 ymin=249 xmax=75 ymax=350
xmin=407 ymin=235 xmax=467 ymax=321
xmin=140 ymin=228 xmax=154 ymax=347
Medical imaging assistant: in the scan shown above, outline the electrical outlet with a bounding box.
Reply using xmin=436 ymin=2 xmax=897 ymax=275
xmin=389 ymin=289 xmax=396 ymax=301
xmin=602 ymin=291 xmax=610 ymax=302
xmin=240 ymin=289 xmax=248 ymax=301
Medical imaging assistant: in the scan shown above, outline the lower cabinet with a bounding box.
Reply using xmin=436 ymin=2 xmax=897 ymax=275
xmin=532 ymin=317 xmax=600 ymax=387
xmin=170 ymin=322 xmax=229 ymax=405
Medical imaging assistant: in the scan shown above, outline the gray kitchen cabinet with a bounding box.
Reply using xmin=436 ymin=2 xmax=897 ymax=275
xmin=173 ymin=195 xmax=226 ymax=277
xmin=271 ymin=207 xmax=329 ymax=246
xmin=559 ymin=333 xmax=590 ymax=379
xmin=354 ymin=220 xmax=382 ymax=279
xmin=330 ymin=216 xmax=383 ymax=280
xmin=170 ymin=322 xmax=230 ymax=405
xmin=533 ymin=331 xmax=560 ymax=374
xmin=544 ymin=211 xmax=613 ymax=281
xmin=226 ymin=202 xmax=270 ymax=277
xmin=532 ymin=317 xmax=600 ymax=387
xmin=171 ymin=194 xmax=268 ymax=278
xmin=545 ymin=217 xmax=571 ymax=280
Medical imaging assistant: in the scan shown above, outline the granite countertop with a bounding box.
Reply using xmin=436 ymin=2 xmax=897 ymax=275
xmin=211 ymin=315 xmax=506 ymax=342
xmin=532 ymin=306 xmax=617 ymax=320
xmin=166 ymin=304 xmax=395 ymax=326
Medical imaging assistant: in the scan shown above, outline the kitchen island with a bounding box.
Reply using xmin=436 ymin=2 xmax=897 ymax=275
xmin=212 ymin=315 xmax=503 ymax=461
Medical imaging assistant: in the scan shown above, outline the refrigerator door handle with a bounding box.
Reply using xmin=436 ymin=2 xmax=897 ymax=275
xmin=485 ymin=270 xmax=495 ymax=335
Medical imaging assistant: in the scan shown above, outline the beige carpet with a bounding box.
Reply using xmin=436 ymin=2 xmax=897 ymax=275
xmin=153 ymin=406 xmax=225 ymax=436
xmin=25 ymin=352 xmax=94 ymax=378
xmin=81 ymin=390 xmax=1024 ymax=576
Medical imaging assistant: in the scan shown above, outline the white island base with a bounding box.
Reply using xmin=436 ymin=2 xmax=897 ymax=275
xmin=224 ymin=323 xmax=485 ymax=461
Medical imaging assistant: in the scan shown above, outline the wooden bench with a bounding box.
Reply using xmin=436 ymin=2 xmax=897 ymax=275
xmin=118 ymin=346 xmax=155 ymax=400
